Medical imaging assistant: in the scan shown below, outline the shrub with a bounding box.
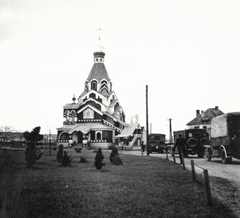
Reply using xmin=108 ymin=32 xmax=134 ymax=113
xmin=57 ymin=145 xmax=73 ymax=166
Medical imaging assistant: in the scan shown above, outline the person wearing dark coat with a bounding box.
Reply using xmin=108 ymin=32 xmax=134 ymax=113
xmin=174 ymin=134 xmax=187 ymax=164
xmin=94 ymin=148 xmax=105 ymax=170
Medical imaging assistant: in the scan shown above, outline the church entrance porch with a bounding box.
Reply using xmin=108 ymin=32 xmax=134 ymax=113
xmin=72 ymin=131 xmax=84 ymax=145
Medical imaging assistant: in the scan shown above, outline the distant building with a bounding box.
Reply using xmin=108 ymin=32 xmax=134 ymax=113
xmin=56 ymin=43 xmax=142 ymax=149
xmin=186 ymin=106 xmax=224 ymax=132
xmin=0 ymin=132 xmax=25 ymax=144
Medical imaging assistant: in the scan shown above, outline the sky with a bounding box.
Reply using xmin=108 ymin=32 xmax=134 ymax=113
xmin=0 ymin=0 xmax=240 ymax=137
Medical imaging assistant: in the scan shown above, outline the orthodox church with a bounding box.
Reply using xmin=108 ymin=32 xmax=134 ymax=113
xmin=56 ymin=43 xmax=142 ymax=149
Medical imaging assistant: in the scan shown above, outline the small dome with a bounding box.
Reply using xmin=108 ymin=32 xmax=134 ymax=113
xmin=94 ymin=44 xmax=105 ymax=59
xmin=95 ymin=45 xmax=105 ymax=53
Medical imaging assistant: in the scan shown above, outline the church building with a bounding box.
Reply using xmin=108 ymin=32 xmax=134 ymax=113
xmin=56 ymin=43 xmax=142 ymax=149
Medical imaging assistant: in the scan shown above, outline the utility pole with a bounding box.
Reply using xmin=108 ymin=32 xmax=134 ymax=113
xmin=168 ymin=118 xmax=173 ymax=144
xmin=48 ymin=127 xmax=52 ymax=155
xmin=146 ymin=85 xmax=149 ymax=155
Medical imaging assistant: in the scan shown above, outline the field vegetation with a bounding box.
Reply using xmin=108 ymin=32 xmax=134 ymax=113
xmin=0 ymin=147 xmax=239 ymax=218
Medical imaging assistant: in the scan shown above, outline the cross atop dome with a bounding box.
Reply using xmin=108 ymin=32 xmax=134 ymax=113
xmin=96 ymin=27 xmax=103 ymax=41
xmin=94 ymin=28 xmax=105 ymax=63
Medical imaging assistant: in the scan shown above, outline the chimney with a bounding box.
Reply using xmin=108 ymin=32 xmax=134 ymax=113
xmin=215 ymin=106 xmax=218 ymax=110
xmin=196 ymin=110 xmax=200 ymax=117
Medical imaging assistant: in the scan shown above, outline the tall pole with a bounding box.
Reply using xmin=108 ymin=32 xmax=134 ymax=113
xmin=146 ymin=85 xmax=149 ymax=155
xmin=168 ymin=118 xmax=173 ymax=144
xmin=169 ymin=118 xmax=173 ymax=143
xmin=48 ymin=127 xmax=52 ymax=156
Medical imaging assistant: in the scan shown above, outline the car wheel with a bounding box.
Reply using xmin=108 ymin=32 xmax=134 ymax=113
xmin=198 ymin=152 xmax=204 ymax=158
xmin=221 ymin=149 xmax=227 ymax=164
xmin=227 ymin=157 xmax=232 ymax=164
xmin=205 ymin=149 xmax=211 ymax=161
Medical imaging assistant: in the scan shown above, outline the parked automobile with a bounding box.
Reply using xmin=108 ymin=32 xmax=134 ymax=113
xmin=149 ymin=133 xmax=166 ymax=153
xmin=205 ymin=112 xmax=240 ymax=164
xmin=173 ymin=129 xmax=209 ymax=158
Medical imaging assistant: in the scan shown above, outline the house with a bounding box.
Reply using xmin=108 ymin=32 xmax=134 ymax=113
xmin=186 ymin=106 xmax=224 ymax=132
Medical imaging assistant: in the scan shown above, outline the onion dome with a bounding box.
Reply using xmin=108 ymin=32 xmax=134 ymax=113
xmin=72 ymin=94 xmax=76 ymax=103
xmin=93 ymin=45 xmax=105 ymax=63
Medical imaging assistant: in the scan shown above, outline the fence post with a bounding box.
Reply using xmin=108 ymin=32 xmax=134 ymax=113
xmin=173 ymin=152 xmax=176 ymax=163
xmin=165 ymin=146 xmax=168 ymax=160
xmin=191 ymin=160 xmax=196 ymax=181
xmin=203 ymin=169 xmax=212 ymax=205
xmin=181 ymin=152 xmax=185 ymax=170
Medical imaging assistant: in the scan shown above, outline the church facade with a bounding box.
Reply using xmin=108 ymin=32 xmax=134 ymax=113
xmin=56 ymin=44 xmax=142 ymax=149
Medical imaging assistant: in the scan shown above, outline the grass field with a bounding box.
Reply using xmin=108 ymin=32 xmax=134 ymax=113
xmin=0 ymin=147 xmax=238 ymax=218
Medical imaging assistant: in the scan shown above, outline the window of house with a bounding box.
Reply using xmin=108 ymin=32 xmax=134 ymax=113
xmin=97 ymin=132 xmax=101 ymax=140
xmin=66 ymin=111 xmax=70 ymax=121
xmin=60 ymin=133 xmax=69 ymax=140
xmin=91 ymin=81 xmax=97 ymax=91
xmin=71 ymin=111 xmax=75 ymax=122
xmin=85 ymin=82 xmax=88 ymax=91
xmin=90 ymin=93 xmax=96 ymax=99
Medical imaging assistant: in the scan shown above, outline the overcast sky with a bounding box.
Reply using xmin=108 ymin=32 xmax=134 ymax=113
xmin=1 ymin=0 xmax=240 ymax=137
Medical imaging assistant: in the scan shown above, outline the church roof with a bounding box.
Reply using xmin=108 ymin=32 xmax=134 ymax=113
xmin=115 ymin=123 xmax=138 ymax=138
xmin=186 ymin=107 xmax=224 ymax=126
xmin=57 ymin=123 xmax=113 ymax=134
xmin=87 ymin=63 xmax=111 ymax=82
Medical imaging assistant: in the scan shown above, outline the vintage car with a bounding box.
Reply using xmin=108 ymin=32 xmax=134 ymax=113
xmin=205 ymin=112 xmax=240 ymax=164
xmin=172 ymin=129 xmax=209 ymax=158
xmin=149 ymin=133 xmax=166 ymax=153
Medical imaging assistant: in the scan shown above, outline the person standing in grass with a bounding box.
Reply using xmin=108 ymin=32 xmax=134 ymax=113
xmin=173 ymin=134 xmax=187 ymax=164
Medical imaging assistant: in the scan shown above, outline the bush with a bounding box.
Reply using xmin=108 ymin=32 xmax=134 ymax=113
xmin=57 ymin=144 xmax=73 ymax=166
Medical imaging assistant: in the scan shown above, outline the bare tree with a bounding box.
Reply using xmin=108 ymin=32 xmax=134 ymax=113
xmin=129 ymin=114 xmax=139 ymax=123
xmin=0 ymin=126 xmax=21 ymax=144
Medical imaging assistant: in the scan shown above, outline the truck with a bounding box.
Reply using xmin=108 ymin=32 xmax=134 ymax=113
xmin=149 ymin=133 xmax=166 ymax=153
xmin=173 ymin=129 xmax=209 ymax=158
xmin=204 ymin=112 xmax=240 ymax=164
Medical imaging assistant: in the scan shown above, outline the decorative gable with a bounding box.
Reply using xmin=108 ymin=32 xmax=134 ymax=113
xmin=83 ymin=108 xmax=94 ymax=119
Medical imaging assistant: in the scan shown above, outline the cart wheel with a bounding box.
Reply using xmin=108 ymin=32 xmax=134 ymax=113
xmin=206 ymin=154 xmax=211 ymax=161
xmin=227 ymin=157 xmax=232 ymax=164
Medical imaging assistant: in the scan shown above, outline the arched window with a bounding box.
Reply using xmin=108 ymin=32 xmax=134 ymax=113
xmin=91 ymin=81 xmax=97 ymax=91
xmin=66 ymin=111 xmax=70 ymax=121
xmin=85 ymin=82 xmax=88 ymax=91
xmin=97 ymin=132 xmax=101 ymax=140
xmin=90 ymin=93 xmax=96 ymax=99
xmin=60 ymin=133 xmax=69 ymax=140
xmin=71 ymin=111 xmax=75 ymax=122
xmin=114 ymin=102 xmax=120 ymax=111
